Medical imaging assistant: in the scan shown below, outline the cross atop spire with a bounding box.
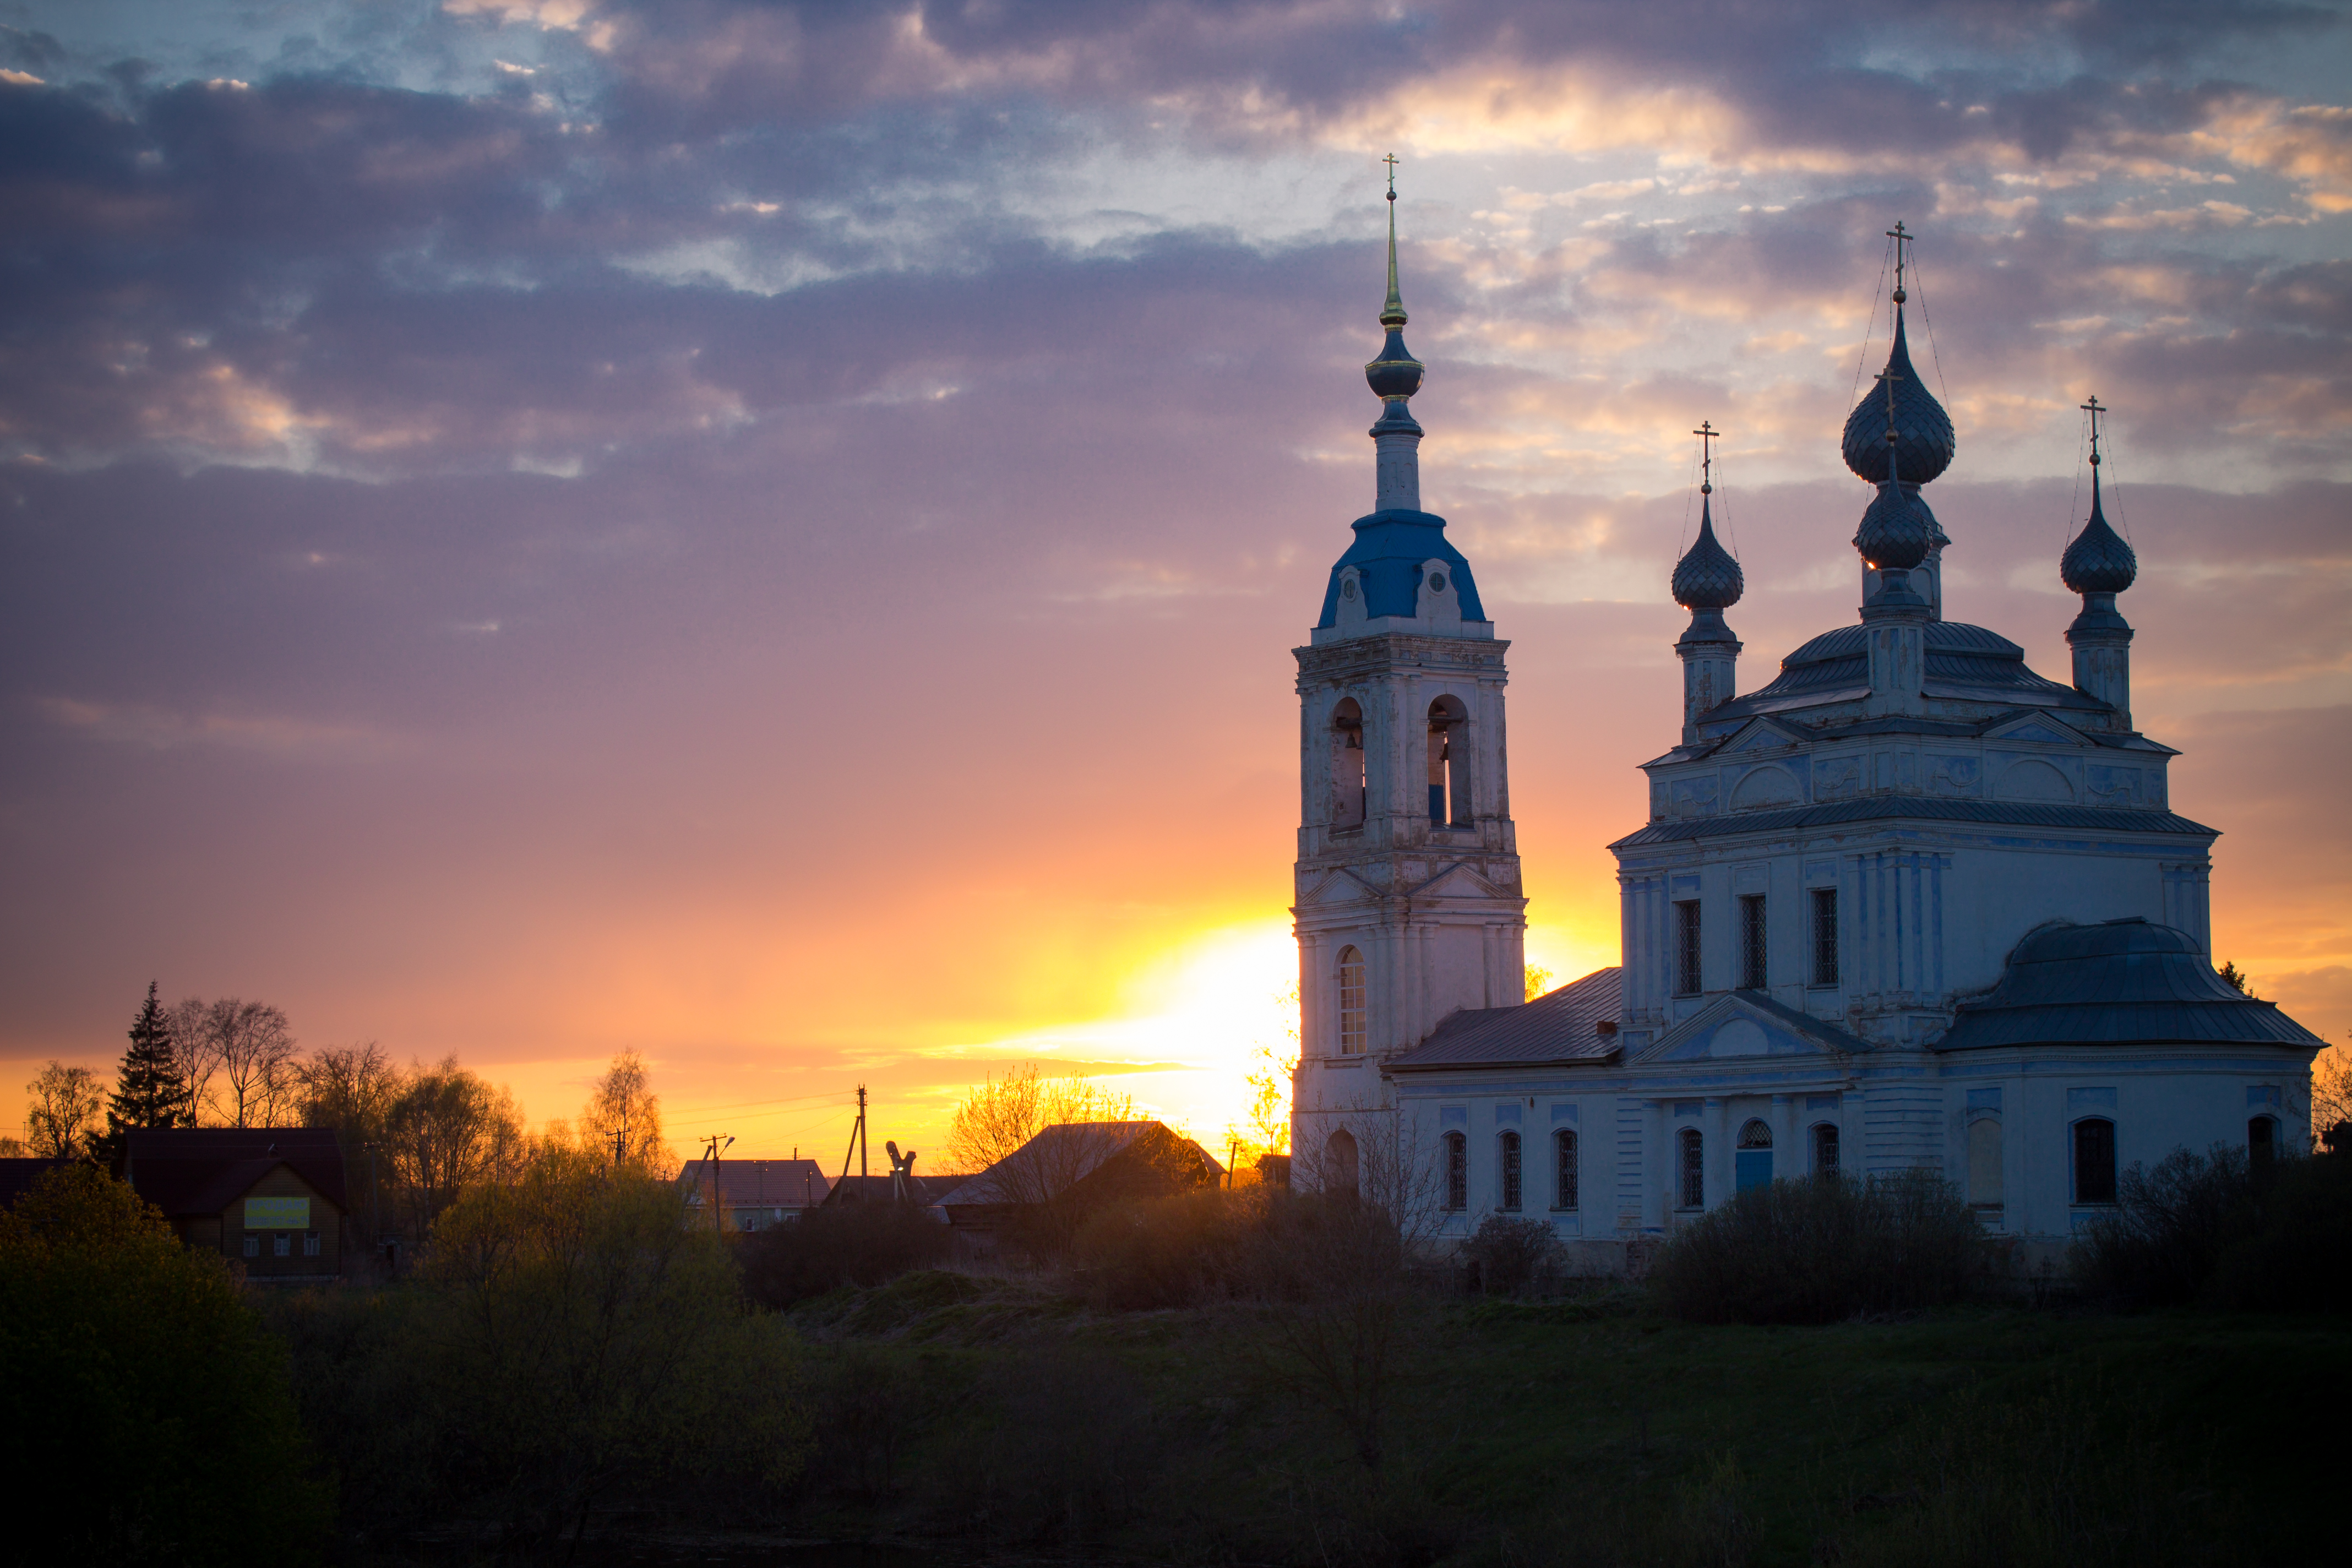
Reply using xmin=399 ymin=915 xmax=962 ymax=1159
xmin=1383 ymin=151 xmax=1399 ymax=200
xmin=1887 ymin=219 xmax=1911 ymax=304
xmin=1694 ymin=420 xmax=1719 ymax=494
xmin=2082 ymin=393 xmax=2106 ymax=467
xmin=1380 ymin=156 xmax=1407 ymax=328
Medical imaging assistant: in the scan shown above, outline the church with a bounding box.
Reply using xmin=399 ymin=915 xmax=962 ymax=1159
xmin=1288 ymin=189 xmax=2324 ymax=1268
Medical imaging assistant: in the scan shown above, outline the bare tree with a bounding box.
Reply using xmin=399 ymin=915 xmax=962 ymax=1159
xmin=168 ymin=997 xmax=220 ymax=1123
xmin=169 ymin=997 xmax=298 ymax=1126
xmin=2310 ymin=1037 xmax=2351 ymax=1149
xmin=945 ymin=1063 xmax=1138 ymax=1189
xmin=384 ymin=1057 xmax=528 ymax=1239
xmin=580 ymin=1050 xmax=673 ymax=1176
xmin=298 ymin=1043 xmax=406 ymax=1238
xmin=24 ymin=1061 xmax=107 ymax=1158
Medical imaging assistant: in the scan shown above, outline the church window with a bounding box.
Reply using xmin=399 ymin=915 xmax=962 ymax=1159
xmin=2072 ymin=1118 xmax=2116 ymax=1205
xmin=1427 ymin=696 xmax=1472 ymax=827
xmin=1812 ymin=1123 xmax=1839 ymax=1177
xmin=2248 ymin=1115 xmax=2278 ymax=1169
xmin=1442 ymin=1131 xmax=1467 ymax=1210
xmin=1499 ymin=1130 xmax=1522 ymax=1211
xmin=1554 ymin=1129 xmax=1578 ymax=1210
xmin=1330 ymin=700 xmax=1366 ymax=831
xmin=1735 ymin=1119 xmax=1772 ymax=1193
xmin=1676 ymin=1128 xmax=1705 ymax=1209
xmin=1674 ymin=901 xmax=1702 ymax=995
xmin=1739 ymin=895 xmax=1767 ymax=989
xmin=1326 ymin=1128 xmax=1360 ymax=1197
xmin=1810 ymin=888 xmax=1839 ymax=987
xmin=1336 ymin=946 xmax=1366 ymax=1055
xmin=1967 ymin=1117 xmax=2003 ymax=1208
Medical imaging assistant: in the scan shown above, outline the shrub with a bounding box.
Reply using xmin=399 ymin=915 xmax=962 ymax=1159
xmin=1463 ymin=1213 xmax=1562 ymax=1295
xmin=738 ymin=1199 xmax=951 ymax=1308
xmin=1070 ymin=1188 xmax=1253 ymax=1309
xmin=2072 ymin=1144 xmax=2352 ymax=1310
xmin=1649 ymin=1170 xmax=1989 ymax=1324
xmin=0 ymin=1165 xmax=329 ymax=1566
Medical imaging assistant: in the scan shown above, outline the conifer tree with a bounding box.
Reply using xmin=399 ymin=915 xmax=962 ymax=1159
xmin=96 ymin=982 xmax=192 ymax=1163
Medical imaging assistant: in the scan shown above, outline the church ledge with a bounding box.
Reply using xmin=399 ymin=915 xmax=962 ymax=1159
xmin=1608 ymin=797 xmax=2218 ymax=849
xmin=1307 ymin=618 xmax=1496 ymax=647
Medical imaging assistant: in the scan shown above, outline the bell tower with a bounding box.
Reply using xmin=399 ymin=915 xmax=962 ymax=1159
xmin=1291 ymin=165 xmax=1526 ymax=1183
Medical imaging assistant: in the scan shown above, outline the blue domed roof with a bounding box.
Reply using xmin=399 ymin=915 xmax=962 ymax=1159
xmin=1853 ymin=481 xmax=1931 ymax=570
xmin=1314 ymin=509 xmax=1487 ymax=628
xmin=2061 ymin=470 xmax=2136 ymax=594
xmin=1842 ymin=312 xmax=1954 ymax=486
xmin=1671 ymin=497 xmax=1743 ymax=609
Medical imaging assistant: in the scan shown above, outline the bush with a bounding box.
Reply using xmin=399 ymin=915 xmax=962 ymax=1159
xmin=1649 ymin=1170 xmax=1989 ymax=1324
xmin=738 ymin=1199 xmax=952 ymax=1309
xmin=1463 ymin=1213 xmax=1562 ymax=1295
xmin=2072 ymin=1144 xmax=2352 ymax=1310
xmin=1070 ymin=1188 xmax=1253 ymax=1310
xmin=0 ymin=1165 xmax=329 ymax=1565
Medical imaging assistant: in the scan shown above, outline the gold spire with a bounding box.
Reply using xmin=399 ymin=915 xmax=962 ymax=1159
xmin=1380 ymin=153 xmax=1406 ymax=329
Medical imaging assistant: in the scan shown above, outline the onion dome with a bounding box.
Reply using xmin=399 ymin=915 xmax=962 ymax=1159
xmin=2061 ymin=466 xmax=2136 ymax=594
xmin=1854 ymin=480 xmax=1931 ymax=570
xmin=1364 ymin=188 xmax=1425 ymax=402
xmin=1672 ymin=495 xmax=1744 ymax=609
xmin=1841 ymin=311 xmax=1954 ymax=487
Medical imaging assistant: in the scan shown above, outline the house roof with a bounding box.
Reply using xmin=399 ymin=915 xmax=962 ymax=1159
xmin=819 ymin=1172 xmax=972 ymax=1207
xmin=932 ymin=1121 xmax=1215 ymax=1208
xmin=123 ymin=1128 xmax=349 ymax=1216
xmin=676 ymin=1158 xmax=833 ymax=1207
xmin=1387 ymin=967 xmax=1624 ymax=1071
xmin=0 ymin=1158 xmax=70 ymax=1209
xmin=1611 ymin=796 xmax=2215 ymax=850
xmin=1936 ymin=918 xmax=2324 ymax=1052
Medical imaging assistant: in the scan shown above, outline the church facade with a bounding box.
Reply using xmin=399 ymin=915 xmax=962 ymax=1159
xmin=1289 ymin=203 xmax=2323 ymax=1266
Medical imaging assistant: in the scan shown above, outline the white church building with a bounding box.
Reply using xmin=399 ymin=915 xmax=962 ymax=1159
xmin=1289 ymin=195 xmax=2323 ymax=1266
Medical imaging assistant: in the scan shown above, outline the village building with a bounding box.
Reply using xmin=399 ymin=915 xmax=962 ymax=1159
xmin=676 ymin=1156 xmax=834 ymax=1230
xmin=120 ymin=1128 xmax=350 ymax=1280
xmin=1289 ymin=196 xmax=2324 ymax=1267
xmin=930 ymin=1121 xmax=1220 ymax=1245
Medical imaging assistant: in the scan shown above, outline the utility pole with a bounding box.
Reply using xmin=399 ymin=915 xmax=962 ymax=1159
xmin=839 ymin=1084 xmax=868 ymax=1198
xmin=701 ymin=1133 xmax=734 ymax=1234
xmin=1227 ymin=1136 xmax=1240 ymax=1191
xmin=612 ymin=1127 xmax=626 ymax=1171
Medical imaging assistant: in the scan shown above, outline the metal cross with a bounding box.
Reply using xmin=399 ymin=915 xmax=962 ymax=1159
xmin=1887 ymin=219 xmax=1911 ymax=299
xmin=2082 ymin=394 xmax=2105 ymax=466
xmin=1876 ymin=364 xmax=1904 ymax=445
xmin=1383 ymin=152 xmax=1400 ymax=199
xmin=1693 ymin=420 xmax=1719 ymax=493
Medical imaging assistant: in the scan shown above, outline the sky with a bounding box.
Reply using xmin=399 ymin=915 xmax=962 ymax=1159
xmin=3 ymin=0 xmax=2348 ymax=1162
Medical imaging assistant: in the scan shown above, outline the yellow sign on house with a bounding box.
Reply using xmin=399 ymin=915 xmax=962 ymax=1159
xmin=244 ymin=1196 xmax=309 ymax=1231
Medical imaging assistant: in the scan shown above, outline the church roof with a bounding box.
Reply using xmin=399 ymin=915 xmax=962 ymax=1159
xmin=1314 ymin=510 xmax=1489 ymax=627
xmin=1701 ymin=619 xmax=2108 ymax=723
xmin=1388 ymin=966 xmax=1624 ymax=1071
xmin=1936 ymin=918 xmax=2323 ymax=1052
xmin=1842 ymin=310 xmax=1954 ymax=487
xmin=1610 ymin=796 xmax=2215 ymax=849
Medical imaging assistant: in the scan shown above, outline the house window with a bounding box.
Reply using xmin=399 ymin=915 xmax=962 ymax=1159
xmin=1739 ymin=895 xmax=1767 ymax=989
xmin=273 ymin=1232 xmax=290 ymax=1257
xmin=1499 ymin=1130 xmax=1522 ymax=1211
xmin=1336 ymin=946 xmax=1367 ymax=1055
xmin=1735 ymin=1119 xmax=1773 ymax=1193
xmin=2248 ymin=1115 xmax=2278 ymax=1169
xmin=1443 ymin=1131 xmax=1467 ymax=1210
xmin=1554 ymin=1129 xmax=1578 ymax=1210
xmin=303 ymin=1231 xmax=321 ymax=1257
xmin=1812 ymin=1123 xmax=1839 ymax=1177
xmin=242 ymin=1234 xmax=259 ymax=1258
xmin=1674 ymin=901 xmax=1702 ymax=995
xmin=1810 ymin=888 xmax=1839 ymax=986
xmin=1676 ymin=1128 xmax=1705 ymax=1209
xmin=1427 ymin=696 xmax=1472 ymax=826
xmin=2073 ymin=1118 xmax=2116 ymax=1205
xmin=1968 ymin=1118 xmax=2003 ymax=1207
xmin=1331 ymin=700 xmax=1366 ymax=830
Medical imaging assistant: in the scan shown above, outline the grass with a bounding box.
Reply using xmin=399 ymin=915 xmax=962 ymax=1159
xmin=780 ymin=1280 xmax=2342 ymax=1566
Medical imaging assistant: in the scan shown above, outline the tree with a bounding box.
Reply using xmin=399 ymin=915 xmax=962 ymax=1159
xmin=296 ymin=1042 xmax=405 ymax=1243
xmin=25 ymin=1061 xmax=106 ymax=1158
xmin=167 ymin=997 xmax=299 ymax=1126
xmin=946 ymin=1063 xmax=1138 ymax=1183
xmin=384 ymin=1057 xmax=528 ymax=1240
xmin=580 ymin=1050 xmax=673 ymax=1175
xmin=166 ymin=997 xmax=219 ymax=1123
xmin=2217 ymin=960 xmax=2257 ymax=998
xmin=1525 ymin=962 xmax=1555 ymax=1000
xmin=2312 ymin=1037 xmax=2351 ymax=1152
xmin=0 ymin=1164 xmax=328 ymax=1563
xmin=97 ymin=982 xmax=193 ymax=1163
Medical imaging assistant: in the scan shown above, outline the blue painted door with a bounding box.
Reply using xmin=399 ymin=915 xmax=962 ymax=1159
xmin=1735 ymin=1151 xmax=1773 ymax=1193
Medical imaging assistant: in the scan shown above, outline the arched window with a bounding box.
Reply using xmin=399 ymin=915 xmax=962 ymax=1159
xmin=1554 ymin=1128 xmax=1578 ymax=1210
xmin=1499 ymin=1129 xmax=1522 ymax=1211
xmin=2248 ymin=1115 xmax=2278 ymax=1170
xmin=1968 ymin=1117 xmax=2003 ymax=1208
xmin=1812 ymin=1122 xmax=1839 ymax=1178
xmin=1326 ymin=1128 xmax=1359 ymax=1197
xmin=2072 ymin=1118 xmax=2116 ymax=1205
xmin=1442 ymin=1130 xmax=1467 ymax=1210
xmin=1336 ymin=946 xmax=1366 ymax=1055
xmin=1735 ymin=1119 xmax=1773 ymax=1193
xmin=1330 ymin=699 xmax=1366 ymax=831
xmin=1427 ymin=695 xmax=1472 ymax=827
xmin=1676 ymin=1127 xmax=1705 ymax=1210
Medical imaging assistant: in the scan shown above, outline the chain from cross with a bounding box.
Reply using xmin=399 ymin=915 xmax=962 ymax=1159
xmin=1887 ymin=219 xmax=1911 ymax=302
xmin=1692 ymin=420 xmax=1719 ymax=493
xmin=2082 ymin=394 xmax=2106 ymax=466
xmin=1383 ymin=152 xmax=1399 ymax=200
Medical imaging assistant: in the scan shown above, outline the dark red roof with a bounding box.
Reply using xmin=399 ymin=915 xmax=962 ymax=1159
xmin=123 ymin=1128 xmax=349 ymax=1217
xmin=0 ymin=1158 xmax=70 ymax=1208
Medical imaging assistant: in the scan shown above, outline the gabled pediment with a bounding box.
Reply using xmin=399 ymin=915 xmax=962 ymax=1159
xmin=1636 ymin=993 xmax=1862 ymax=1065
xmin=1413 ymin=862 xmax=1504 ymax=900
xmin=1717 ymin=716 xmax=1809 ymax=754
xmin=1297 ymin=868 xmax=1384 ymax=908
xmin=1980 ymin=711 xmax=2089 ymax=748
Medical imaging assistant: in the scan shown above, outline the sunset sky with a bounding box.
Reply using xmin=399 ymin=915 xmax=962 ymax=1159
xmin=4 ymin=1 xmax=2348 ymax=1162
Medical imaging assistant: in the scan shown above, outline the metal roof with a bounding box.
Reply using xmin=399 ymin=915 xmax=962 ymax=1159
xmin=1611 ymin=796 xmax=2216 ymax=849
xmin=676 ymin=1158 xmax=833 ymax=1207
xmin=1388 ymin=967 xmax=1624 ymax=1071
